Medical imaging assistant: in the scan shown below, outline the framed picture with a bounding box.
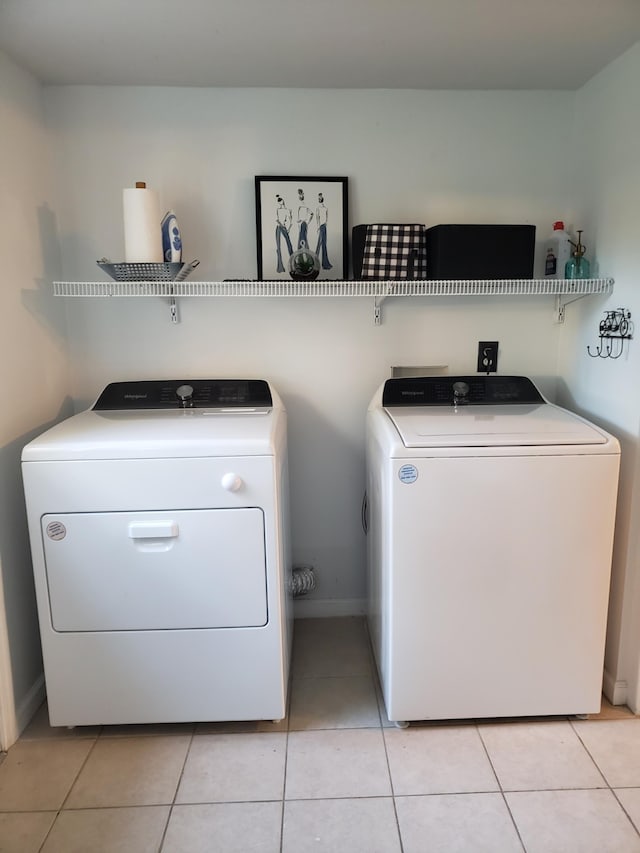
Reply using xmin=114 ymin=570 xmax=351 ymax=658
xmin=255 ymin=176 xmax=348 ymax=280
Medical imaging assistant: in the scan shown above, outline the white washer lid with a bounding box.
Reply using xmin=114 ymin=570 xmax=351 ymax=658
xmin=21 ymin=407 xmax=282 ymax=461
xmin=385 ymin=403 xmax=609 ymax=448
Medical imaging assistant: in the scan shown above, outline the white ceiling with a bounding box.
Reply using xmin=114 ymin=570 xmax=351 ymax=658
xmin=1 ymin=0 xmax=639 ymax=90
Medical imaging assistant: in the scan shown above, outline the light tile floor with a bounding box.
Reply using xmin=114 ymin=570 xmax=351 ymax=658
xmin=0 ymin=616 xmax=639 ymax=852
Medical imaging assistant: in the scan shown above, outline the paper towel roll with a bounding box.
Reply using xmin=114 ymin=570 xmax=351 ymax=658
xmin=123 ymin=182 xmax=163 ymax=262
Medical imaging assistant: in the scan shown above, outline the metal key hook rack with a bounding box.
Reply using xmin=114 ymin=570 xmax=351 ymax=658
xmin=587 ymin=308 xmax=633 ymax=359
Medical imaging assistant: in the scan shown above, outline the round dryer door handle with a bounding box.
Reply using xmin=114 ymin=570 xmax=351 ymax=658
xmin=221 ymin=473 xmax=243 ymax=492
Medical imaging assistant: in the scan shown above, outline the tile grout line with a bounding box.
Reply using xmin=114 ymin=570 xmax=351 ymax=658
xmin=364 ymin=618 xmax=406 ymax=853
xmin=157 ymin=727 xmax=196 ymax=852
xmin=381 ymin=729 xmax=406 ymax=853
xmin=279 ymin=728 xmax=289 ymax=853
xmin=279 ymin=662 xmax=295 ymax=853
xmin=37 ymin=729 xmax=102 ymax=853
xmin=475 ymin=723 xmax=528 ymax=853
xmin=569 ymin=718 xmax=640 ymax=841
xmin=567 ymin=717 xmax=612 ymax=789
xmin=156 ymin=787 xmax=628 ymax=805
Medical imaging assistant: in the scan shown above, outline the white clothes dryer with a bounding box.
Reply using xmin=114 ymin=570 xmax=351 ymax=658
xmin=366 ymin=375 xmax=620 ymax=726
xmin=22 ymin=379 xmax=292 ymax=727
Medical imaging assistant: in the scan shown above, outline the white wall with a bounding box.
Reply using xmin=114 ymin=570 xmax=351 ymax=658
xmin=0 ymin=50 xmax=72 ymax=745
xmin=557 ymin=42 xmax=640 ymax=708
xmin=44 ymin=87 xmax=576 ymax=612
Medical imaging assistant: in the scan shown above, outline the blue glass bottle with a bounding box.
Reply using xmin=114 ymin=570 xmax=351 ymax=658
xmin=565 ymin=230 xmax=591 ymax=279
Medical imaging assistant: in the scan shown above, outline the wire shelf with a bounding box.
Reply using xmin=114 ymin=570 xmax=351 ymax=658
xmin=53 ymin=278 xmax=614 ymax=298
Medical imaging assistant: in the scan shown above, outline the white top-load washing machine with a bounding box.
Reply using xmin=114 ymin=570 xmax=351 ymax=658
xmin=22 ymin=379 xmax=292 ymax=727
xmin=366 ymin=375 xmax=620 ymax=726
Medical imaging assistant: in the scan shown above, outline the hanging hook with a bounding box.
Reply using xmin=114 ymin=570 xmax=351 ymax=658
xmin=587 ymin=308 xmax=633 ymax=359
xmin=608 ymin=337 xmax=625 ymax=359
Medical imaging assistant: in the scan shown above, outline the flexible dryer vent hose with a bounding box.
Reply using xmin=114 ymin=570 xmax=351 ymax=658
xmin=291 ymin=565 xmax=316 ymax=597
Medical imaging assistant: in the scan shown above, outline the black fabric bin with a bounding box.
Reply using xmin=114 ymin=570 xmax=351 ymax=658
xmin=425 ymin=224 xmax=536 ymax=280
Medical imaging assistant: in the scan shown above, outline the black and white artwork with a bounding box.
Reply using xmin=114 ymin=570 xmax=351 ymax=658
xmin=255 ymin=176 xmax=348 ymax=280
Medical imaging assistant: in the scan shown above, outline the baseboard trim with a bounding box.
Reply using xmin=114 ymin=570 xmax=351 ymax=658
xmin=603 ymin=668 xmax=628 ymax=706
xmin=15 ymin=673 xmax=45 ymax=739
xmin=293 ymin=598 xmax=367 ymax=618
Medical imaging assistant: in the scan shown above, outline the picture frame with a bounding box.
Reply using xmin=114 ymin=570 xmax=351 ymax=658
xmin=255 ymin=176 xmax=348 ymax=280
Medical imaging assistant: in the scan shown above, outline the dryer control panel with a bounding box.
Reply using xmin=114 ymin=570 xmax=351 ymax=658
xmin=382 ymin=376 xmax=544 ymax=407
xmin=93 ymin=379 xmax=273 ymax=410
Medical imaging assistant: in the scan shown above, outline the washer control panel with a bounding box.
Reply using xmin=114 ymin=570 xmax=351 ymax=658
xmin=382 ymin=376 xmax=544 ymax=407
xmin=93 ymin=379 xmax=273 ymax=410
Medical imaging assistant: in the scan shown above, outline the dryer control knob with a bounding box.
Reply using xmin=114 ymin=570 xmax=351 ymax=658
xmin=176 ymin=384 xmax=194 ymax=407
xmin=221 ymin=473 xmax=243 ymax=492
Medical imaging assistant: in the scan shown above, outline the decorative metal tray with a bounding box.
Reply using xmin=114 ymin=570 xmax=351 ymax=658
xmin=97 ymin=259 xmax=200 ymax=282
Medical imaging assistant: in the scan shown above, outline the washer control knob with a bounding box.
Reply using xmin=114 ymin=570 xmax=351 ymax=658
xmin=221 ymin=473 xmax=243 ymax=492
xmin=452 ymin=381 xmax=470 ymax=404
xmin=176 ymin=384 xmax=194 ymax=407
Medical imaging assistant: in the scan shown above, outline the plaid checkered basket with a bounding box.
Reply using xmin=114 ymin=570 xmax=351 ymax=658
xmin=361 ymin=224 xmax=428 ymax=280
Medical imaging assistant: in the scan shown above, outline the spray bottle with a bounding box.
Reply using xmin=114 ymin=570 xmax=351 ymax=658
xmin=565 ymin=230 xmax=591 ymax=280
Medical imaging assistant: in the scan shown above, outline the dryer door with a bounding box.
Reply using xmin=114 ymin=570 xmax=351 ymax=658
xmin=41 ymin=508 xmax=267 ymax=631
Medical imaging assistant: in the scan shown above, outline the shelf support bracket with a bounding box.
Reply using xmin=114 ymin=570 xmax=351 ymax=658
xmin=374 ymin=294 xmax=386 ymax=325
xmin=169 ymin=292 xmax=180 ymax=324
xmin=555 ymin=293 xmax=588 ymax=324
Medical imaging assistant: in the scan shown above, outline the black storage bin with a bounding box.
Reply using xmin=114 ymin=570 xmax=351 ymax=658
xmin=352 ymin=225 xmax=368 ymax=279
xmin=425 ymin=224 xmax=536 ymax=280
